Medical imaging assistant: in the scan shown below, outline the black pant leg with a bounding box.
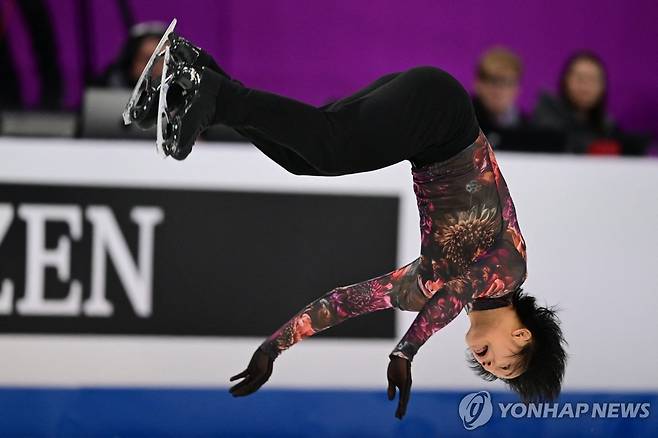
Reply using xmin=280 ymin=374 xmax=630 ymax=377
xmin=231 ymin=72 xmax=402 ymax=176
xmin=317 ymin=71 xmax=400 ymax=111
xmin=233 ymin=126 xmax=325 ymax=175
xmin=214 ymin=66 xmax=479 ymax=175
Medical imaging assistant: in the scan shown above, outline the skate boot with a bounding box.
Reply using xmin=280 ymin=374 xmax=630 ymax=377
xmin=156 ymin=44 xmax=225 ymax=160
xmin=123 ymin=18 xmax=238 ymax=159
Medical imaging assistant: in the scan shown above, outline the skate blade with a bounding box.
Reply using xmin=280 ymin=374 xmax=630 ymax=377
xmin=122 ymin=18 xmax=177 ymax=125
xmin=156 ymin=45 xmax=172 ymax=158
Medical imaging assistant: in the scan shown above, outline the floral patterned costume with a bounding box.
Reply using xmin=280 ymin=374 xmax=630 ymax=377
xmin=259 ymin=129 xmax=528 ymax=362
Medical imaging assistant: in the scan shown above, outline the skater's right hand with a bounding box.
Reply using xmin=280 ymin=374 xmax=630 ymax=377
xmin=229 ymin=347 xmax=274 ymax=397
xmin=387 ymin=355 xmax=412 ymax=419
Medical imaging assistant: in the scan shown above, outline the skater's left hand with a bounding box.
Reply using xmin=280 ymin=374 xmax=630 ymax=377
xmin=387 ymin=355 xmax=412 ymax=419
xmin=229 ymin=347 xmax=274 ymax=397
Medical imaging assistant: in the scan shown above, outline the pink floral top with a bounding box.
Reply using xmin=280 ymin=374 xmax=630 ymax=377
xmin=259 ymin=130 xmax=528 ymax=362
xmin=390 ymin=129 xmax=527 ymax=361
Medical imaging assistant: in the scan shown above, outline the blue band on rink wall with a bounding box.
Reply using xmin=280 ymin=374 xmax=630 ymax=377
xmin=0 ymin=388 xmax=656 ymax=437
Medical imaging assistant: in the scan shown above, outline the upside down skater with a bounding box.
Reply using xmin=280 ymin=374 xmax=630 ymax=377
xmin=123 ymin=20 xmax=567 ymax=420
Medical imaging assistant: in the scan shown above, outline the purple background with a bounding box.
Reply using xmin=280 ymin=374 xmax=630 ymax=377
xmin=4 ymin=0 xmax=658 ymax=138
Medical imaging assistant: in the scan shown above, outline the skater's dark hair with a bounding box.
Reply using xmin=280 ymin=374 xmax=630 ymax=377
xmin=466 ymin=287 xmax=567 ymax=403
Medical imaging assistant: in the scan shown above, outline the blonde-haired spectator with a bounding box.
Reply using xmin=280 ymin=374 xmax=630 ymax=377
xmin=472 ymin=46 xmax=529 ymax=146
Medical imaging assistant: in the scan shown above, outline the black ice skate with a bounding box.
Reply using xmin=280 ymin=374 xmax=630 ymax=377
xmin=156 ymin=45 xmax=224 ymax=160
xmin=123 ymin=18 xmax=231 ymax=159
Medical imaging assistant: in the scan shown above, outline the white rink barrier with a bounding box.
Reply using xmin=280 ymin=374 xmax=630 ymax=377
xmin=0 ymin=138 xmax=657 ymax=392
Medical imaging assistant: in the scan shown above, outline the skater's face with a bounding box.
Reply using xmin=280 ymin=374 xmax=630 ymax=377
xmin=465 ymin=305 xmax=532 ymax=379
xmin=475 ymin=66 xmax=520 ymax=117
xmin=131 ymin=36 xmax=164 ymax=83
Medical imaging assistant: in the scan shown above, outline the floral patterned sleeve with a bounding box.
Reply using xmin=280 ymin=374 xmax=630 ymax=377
xmin=258 ymin=258 xmax=428 ymax=360
xmin=389 ymin=237 xmax=526 ymax=362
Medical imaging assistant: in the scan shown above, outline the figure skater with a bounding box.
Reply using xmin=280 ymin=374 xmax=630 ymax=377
xmin=124 ymin=24 xmax=567 ymax=420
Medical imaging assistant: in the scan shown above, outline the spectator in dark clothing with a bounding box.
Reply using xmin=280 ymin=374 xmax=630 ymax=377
xmin=93 ymin=22 xmax=167 ymax=89
xmin=532 ymin=51 xmax=621 ymax=155
xmin=472 ymin=47 xmax=530 ymax=148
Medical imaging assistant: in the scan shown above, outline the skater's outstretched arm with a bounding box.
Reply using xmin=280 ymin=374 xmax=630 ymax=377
xmin=259 ymin=258 xmax=425 ymax=359
xmin=390 ymin=238 xmax=527 ymax=362
xmin=228 ymin=258 xmax=426 ymax=397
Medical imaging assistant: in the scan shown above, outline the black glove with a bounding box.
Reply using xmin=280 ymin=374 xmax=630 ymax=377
xmin=229 ymin=347 xmax=274 ymax=397
xmin=387 ymin=355 xmax=412 ymax=419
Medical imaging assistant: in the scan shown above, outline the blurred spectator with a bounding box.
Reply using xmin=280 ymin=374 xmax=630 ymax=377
xmin=469 ymin=47 xmax=566 ymax=153
xmin=532 ymin=50 xmax=622 ymax=155
xmin=93 ymin=21 xmax=166 ymax=89
xmin=472 ymin=46 xmax=529 ymax=137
